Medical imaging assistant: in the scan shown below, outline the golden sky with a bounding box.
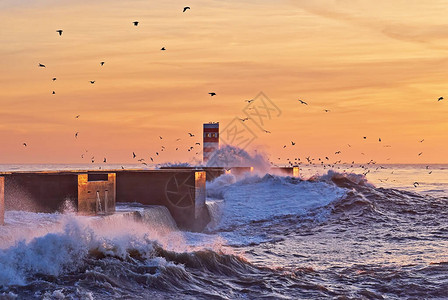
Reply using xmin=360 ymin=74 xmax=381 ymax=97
xmin=0 ymin=0 xmax=447 ymax=164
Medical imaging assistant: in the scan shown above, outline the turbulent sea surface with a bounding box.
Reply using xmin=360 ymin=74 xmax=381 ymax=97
xmin=0 ymin=164 xmax=447 ymax=299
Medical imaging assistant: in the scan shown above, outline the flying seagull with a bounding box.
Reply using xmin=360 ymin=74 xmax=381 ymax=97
xmin=291 ymin=141 xmax=296 ymax=146
xmin=52 ymin=77 xmax=57 ymax=81
xmin=263 ymin=129 xmax=271 ymax=134
xmin=75 ymin=132 xmax=78 ymax=138
xmin=56 ymin=30 xmax=63 ymax=36
xmin=413 ymin=182 xmax=419 ymax=187
xmin=23 ymin=143 xmax=27 ymax=147
xmin=75 ymin=115 xmax=80 ymax=118
xmin=133 ymin=21 xmax=139 ymax=26
xmin=161 ymin=47 xmax=166 ymax=51
xmin=183 ymin=6 xmax=190 ymax=12
xmin=438 ymin=97 xmax=443 ymax=101
xmin=188 ymin=132 xmax=195 ymax=137
xmin=103 ymin=158 xmax=107 ymax=163
xmin=323 ymin=109 xmax=330 ymax=112
xmin=89 ymin=81 xmax=95 ymax=84
xmin=132 ymin=152 xmax=136 ymax=158
xmin=298 ymin=99 xmax=308 ymax=105
xmin=38 ymin=63 xmax=46 ymax=68
xmin=209 ymin=92 xmax=216 ymax=96
xmin=245 ymin=99 xmax=254 ymax=103
xmin=100 ymin=61 xmax=105 ymax=66
xmin=52 ymin=91 xmax=55 ymax=95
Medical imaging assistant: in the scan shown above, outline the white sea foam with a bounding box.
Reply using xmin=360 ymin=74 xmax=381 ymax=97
xmin=0 ymin=206 xmax=223 ymax=287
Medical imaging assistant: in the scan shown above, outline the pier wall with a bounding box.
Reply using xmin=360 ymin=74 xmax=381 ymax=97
xmin=116 ymin=170 xmax=209 ymax=231
xmin=3 ymin=173 xmax=78 ymax=213
xmin=78 ymin=173 xmax=116 ymax=215
xmin=0 ymin=169 xmax=210 ymax=231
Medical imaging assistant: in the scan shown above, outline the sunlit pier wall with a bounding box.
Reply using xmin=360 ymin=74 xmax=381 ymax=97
xmin=0 ymin=170 xmax=209 ymax=231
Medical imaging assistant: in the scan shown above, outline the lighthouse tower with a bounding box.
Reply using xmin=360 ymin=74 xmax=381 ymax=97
xmin=203 ymin=122 xmax=219 ymax=163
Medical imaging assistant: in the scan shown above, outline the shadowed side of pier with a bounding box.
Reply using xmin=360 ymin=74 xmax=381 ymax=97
xmin=116 ymin=170 xmax=210 ymax=231
xmin=3 ymin=173 xmax=78 ymax=213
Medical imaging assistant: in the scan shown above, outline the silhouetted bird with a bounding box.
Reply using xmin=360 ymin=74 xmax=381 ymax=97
xmin=52 ymin=77 xmax=57 ymax=81
xmin=39 ymin=63 xmax=46 ymax=68
xmin=161 ymin=47 xmax=166 ymax=51
xmin=150 ymin=157 xmax=154 ymax=162
xmin=75 ymin=132 xmax=78 ymax=138
xmin=245 ymin=99 xmax=254 ymax=103
xmin=298 ymin=99 xmax=308 ymax=105
xmin=438 ymin=97 xmax=443 ymax=101
xmin=142 ymin=162 xmax=147 ymax=166
xmin=100 ymin=61 xmax=105 ymax=66
xmin=324 ymin=109 xmax=330 ymax=112
xmin=132 ymin=152 xmax=136 ymax=158
xmin=89 ymin=81 xmax=95 ymax=84
xmin=239 ymin=117 xmax=249 ymax=122
xmin=75 ymin=115 xmax=80 ymax=118
xmin=23 ymin=143 xmax=27 ymax=147
xmin=56 ymin=30 xmax=63 ymax=36
xmin=263 ymin=130 xmax=271 ymax=133
xmin=133 ymin=21 xmax=139 ymax=26
xmin=103 ymin=158 xmax=107 ymax=163
xmin=188 ymin=133 xmax=194 ymax=137
xmin=418 ymin=152 xmax=423 ymax=156
xmin=159 ymin=136 xmax=163 ymax=139
xmin=420 ymin=139 xmax=425 ymax=143
xmin=291 ymin=141 xmax=296 ymax=146
xmin=209 ymin=92 xmax=216 ymax=96
xmin=379 ymin=138 xmax=382 ymax=142
xmin=363 ymin=137 xmax=367 ymax=139
xmin=156 ymin=152 xmax=159 ymax=156
xmin=52 ymin=91 xmax=55 ymax=95
xmin=183 ymin=6 xmax=190 ymax=12
xmin=413 ymin=182 xmax=419 ymax=187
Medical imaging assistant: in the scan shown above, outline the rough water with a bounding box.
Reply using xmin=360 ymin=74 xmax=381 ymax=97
xmin=0 ymin=163 xmax=447 ymax=299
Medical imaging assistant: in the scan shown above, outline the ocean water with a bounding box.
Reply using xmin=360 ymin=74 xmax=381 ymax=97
xmin=0 ymin=163 xmax=447 ymax=299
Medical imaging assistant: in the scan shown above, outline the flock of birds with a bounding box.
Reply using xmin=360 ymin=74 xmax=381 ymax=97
xmin=20 ymin=5 xmax=445 ymax=188
xmin=26 ymin=6 xmax=210 ymax=167
xmin=264 ymin=96 xmax=443 ymax=187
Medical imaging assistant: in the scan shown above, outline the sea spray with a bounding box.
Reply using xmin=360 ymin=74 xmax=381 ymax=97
xmin=205 ymin=145 xmax=271 ymax=172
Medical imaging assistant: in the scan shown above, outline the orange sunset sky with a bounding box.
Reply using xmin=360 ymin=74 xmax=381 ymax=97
xmin=1 ymin=0 xmax=447 ymax=165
